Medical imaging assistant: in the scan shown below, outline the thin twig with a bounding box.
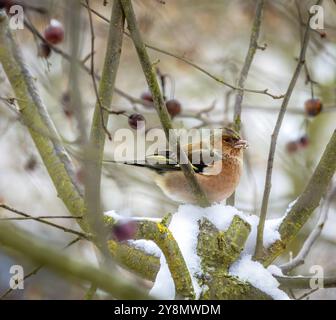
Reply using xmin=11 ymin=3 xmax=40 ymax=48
xmin=254 ymin=2 xmax=322 ymax=260
xmin=0 ymin=216 xmax=83 ymax=221
xmin=232 ymin=0 xmax=265 ymax=132
xmin=297 ymin=288 xmax=319 ymax=300
xmin=280 ymin=187 xmax=334 ymax=273
xmin=85 ymin=0 xmax=112 ymax=140
xmin=0 ymin=204 xmax=89 ymax=239
xmin=81 ymin=1 xmax=284 ymax=100
xmin=228 ymin=0 xmax=265 ymax=206
xmin=23 ymin=17 xmax=145 ymax=108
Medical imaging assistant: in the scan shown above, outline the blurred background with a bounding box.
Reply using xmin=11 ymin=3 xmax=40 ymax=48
xmin=0 ymin=0 xmax=335 ymax=299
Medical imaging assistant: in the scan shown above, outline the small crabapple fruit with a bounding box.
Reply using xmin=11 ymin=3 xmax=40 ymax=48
xmin=166 ymin=99 xmax=181 ymax=118
xmin=304 ymin=98 xmax=323 ymax=117
xmin=112 ymin=221 xmax=137 ymax=242
xmin=44 ymin=19 xmax=64 ymax=45
xmin=128 ymin=113 xmax=145 ymax=130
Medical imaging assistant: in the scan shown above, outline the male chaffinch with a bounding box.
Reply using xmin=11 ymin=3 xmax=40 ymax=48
xmin=106 ymin=127 xmax=248 ymax=204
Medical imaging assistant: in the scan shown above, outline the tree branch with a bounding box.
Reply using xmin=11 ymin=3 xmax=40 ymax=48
xmin=0 ymin=11 xmax=87 ymax=230
xmin=0 ymin=237 xmax=81 ymax=300
xmin=279 ymin=188 xmax=333 ymax=273
xmin=0 ymin=223 xmax=149 ymax=299
xmin=104 ymin=216 xmax=195 ymax=299
xmin=82 ymin=1 xmax=284 ymax=100
xmin=276 ymin=275 xmax=336 ymax=289
xmin=120 ymin=0 xmax=210 ymax=207
xmin=261 ymin=129 xmax=336 ymax=265
xmin=232 ymin=0 xmax=265 ymax=132
xmin=0 ymin=204 xmax=89 ymax=239
xmin=83 ymin=0 xmax=124 ymax=261
xmin=227 ymin=0 xmax=265 ymax=206
xmin=254 ymin=1 xmax=322 ymax=259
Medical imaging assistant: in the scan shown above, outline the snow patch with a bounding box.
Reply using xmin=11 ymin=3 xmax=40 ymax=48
xmin=150 ymin=203 xmax=287 ymax=299
xmin=267 ymin=264 xmax=284 ymax=276
xmin=128 ymin=239 xmax=161 ymax=258
xmin=106 ymin=202 xmax=289 ymax=300
xmin=105 ymin=210 xmax=160 ymax=223
xmin=229 ymin=255 xmax=289 ymax=300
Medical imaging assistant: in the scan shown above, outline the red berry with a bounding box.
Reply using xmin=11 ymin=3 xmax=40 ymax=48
xmin=61 ymin=92 xmax=73 ymax=118
xmin=320 ymin=31 xmax=327 ymax=39
xmin=38 ymin=42 xmax=51 ymax=58
xmin=112 ymin=221 xmax=137 ymax=242
xmin=24 ymin=156 xmax=37 ymax=171
xmin=141 ymin=92 xmax=154 ymax=108
xmin=44 ymin=19 xmax=64 ymax=45
xmin=298 ymin=135 xmax=309 ymax=148
xmin=128 ymin=113 xmax=145 ymax=130
xmin=166 ymin=99 xmax=182 ymax=118
xmin=304 ymin=98 xmax=323 ymax=117
xmin=141 ymin=92 xmax=153 ymax=103
xmin=0 ymin=0 xmax=13 ymax=11
xmin=286 ymin=141 xmax=299 ymax=154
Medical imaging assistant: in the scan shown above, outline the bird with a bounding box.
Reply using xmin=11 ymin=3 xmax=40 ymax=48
xmin=105 ymin=127 xmax=248 ymax=205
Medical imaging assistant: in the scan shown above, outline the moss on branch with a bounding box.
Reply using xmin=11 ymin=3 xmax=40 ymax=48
xmin=0 ymin=11 xmax=88 ymax=230
xmin=108 ymin=240 xmax=159 ymax=281
xmin=197 ymin=215 xmax=271 ymax=299
xmin=135 ymin=220 xmax=195 ymax=299
xmin=0 ymin=223 xmax=148 ymax=299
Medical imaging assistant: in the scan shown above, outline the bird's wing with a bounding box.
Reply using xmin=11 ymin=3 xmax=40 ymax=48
xmin=103 ymin=144 xmax=222 ymax=174
xmin=146 ymin=147 xmax=222 ymax=174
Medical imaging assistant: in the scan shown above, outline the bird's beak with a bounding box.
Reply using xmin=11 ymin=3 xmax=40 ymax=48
xmin=234 ymin=139 xmax=248 ymax=149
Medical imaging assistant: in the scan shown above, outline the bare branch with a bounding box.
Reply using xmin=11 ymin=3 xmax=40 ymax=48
xmin=233 ymin=0 xmax=266 ymax=132
xmin=82 ymin=1 xmax=284 ymax=100
xmin=227 ymin=0 xmax=265 ymax=206
xmin=254 ymin=1 xmax=322 ymax=260
xmin=120 ymin=0 xmax=210 ymax=207
xmin=276 ymin=275 xmax=336 ymax=289
xmin=0 ymin=204 xmax=89 ymax=239
xmin=85 ymin=0 xmax=112 ymax=140
xmin=280 ymin=188 xmax=333 ymax=273
xmin=83 ymin=0 xmax=125 ymax=260
xmin=0 ymin=12 xmax=87 ymax=230
xmin=0 ymin=237 xmax=81 ymax=300
xmin=0 ymin=223 xmax=148 ymax=299
xmin=261 ymin=129 xmax=336 ymax=265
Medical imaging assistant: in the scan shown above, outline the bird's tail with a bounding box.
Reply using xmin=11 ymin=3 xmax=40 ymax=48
xmin=102 ymin=157 xmax=180 ymax=174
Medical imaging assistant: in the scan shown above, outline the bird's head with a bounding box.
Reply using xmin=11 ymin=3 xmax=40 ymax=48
xmin=213 ymin=127 xmax=248 ymax=157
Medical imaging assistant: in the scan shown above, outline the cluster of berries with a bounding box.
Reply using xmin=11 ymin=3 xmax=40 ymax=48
xmin=127 ymin=92 xmax=182 ymax=130
xmin=286 ymin=98 xmax=323 ymax=153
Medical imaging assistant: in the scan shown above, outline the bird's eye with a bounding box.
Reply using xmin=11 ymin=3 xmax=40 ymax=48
xmin=224 ymin=136 xmax=238 ymax=144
